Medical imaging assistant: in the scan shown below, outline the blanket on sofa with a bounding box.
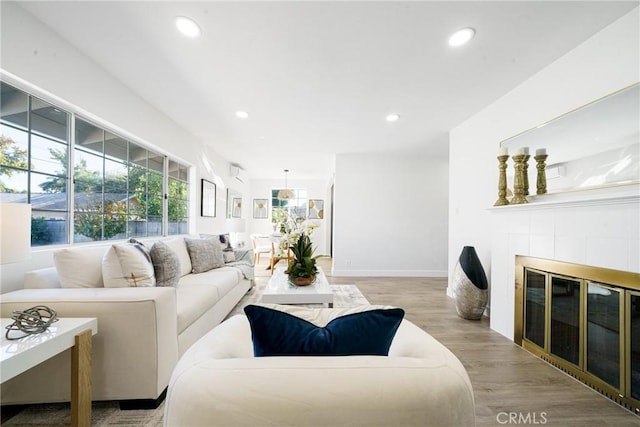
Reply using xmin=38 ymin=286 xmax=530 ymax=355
xmin=226 ymin=248 xmax=255 ymax=281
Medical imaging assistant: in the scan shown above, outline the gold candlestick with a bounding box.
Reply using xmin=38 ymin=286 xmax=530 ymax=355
xmin=523 ymin=154 xmax=531 ymax=196
xmin=511 ymin=154 xmax=528 ymax=204
xmin=535 ymin=154 xmax=548 ymax=195
xmin=494 ymin=154 xmax=510 ymax=206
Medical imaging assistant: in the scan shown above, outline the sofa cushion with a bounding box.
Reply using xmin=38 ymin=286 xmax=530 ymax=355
xmin=244 ymin=305 xmax=405 ymax=357
xmin=185 ymin=238 xmax=224 ymax=273
xmin=53 ymin=246 xmax=107 ymax=288
xmin=178 ymin=266 xmax=243 ymax=298
xmin=103 ymin=241 xmax=156 ymax=287
xmin=150 ymin=241 xmax=181 ymax=287
xmin=176 ymin=286 xmax=221 ymax=333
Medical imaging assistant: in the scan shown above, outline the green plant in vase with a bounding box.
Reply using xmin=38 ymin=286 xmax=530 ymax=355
xmin=285 ymin=233 xmax=319 ymax=286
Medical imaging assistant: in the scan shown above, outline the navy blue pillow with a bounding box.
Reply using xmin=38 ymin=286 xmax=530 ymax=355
xmin=243 ymin=305 xmax=405 ymax=357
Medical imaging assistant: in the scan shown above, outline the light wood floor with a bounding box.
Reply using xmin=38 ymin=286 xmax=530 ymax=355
xmin=265 ymin=257 xmax=639 ymax=426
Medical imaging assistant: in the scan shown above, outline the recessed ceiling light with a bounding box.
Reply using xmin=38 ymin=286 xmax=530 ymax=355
xmin=386 ymin=114 xmax=400 ymax=122
xmin=236 ymin=111 xmax=249 ymax=119
xmin=448 ymin=28 xmax=475 ymax=47
xmin=175 ymin=16 xmax=201 ymax=38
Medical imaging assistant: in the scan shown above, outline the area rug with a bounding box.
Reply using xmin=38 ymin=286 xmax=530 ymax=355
xmin=2 ymin=285 xmax=369 ymax=427
xmin=1 ymin=401 xmax=164 ymax=427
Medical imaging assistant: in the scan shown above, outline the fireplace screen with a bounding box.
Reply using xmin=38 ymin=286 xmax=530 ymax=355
xmin=515 ymin=256 xmax=640 ymax=415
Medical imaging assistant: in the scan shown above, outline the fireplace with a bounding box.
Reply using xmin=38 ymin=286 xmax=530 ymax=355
xmin=514 ymin=256 xmax=640 ymax=414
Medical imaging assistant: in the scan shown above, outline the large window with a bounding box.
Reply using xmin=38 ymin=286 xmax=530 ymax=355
xmin=0 ymin=81 xmax=190 ymax=246
xmin=1 ymin=83 xmax=69 ymax=246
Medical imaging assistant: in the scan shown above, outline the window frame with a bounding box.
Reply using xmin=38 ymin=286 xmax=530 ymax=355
xmin=271 ymin=188 xmax=308 ymax=221
xmin=0 ymin=79 xmax=191 ymax=246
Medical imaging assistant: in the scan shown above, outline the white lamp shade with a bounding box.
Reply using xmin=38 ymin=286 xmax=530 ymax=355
xmin=0 ymin=203 xmax=32 ymax=264
xmin=227 ymin=218 xmax=246 ymax=233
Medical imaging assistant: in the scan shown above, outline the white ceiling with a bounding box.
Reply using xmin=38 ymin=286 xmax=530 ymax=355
xmin=15 ymin=1 xmax=638 ymax=180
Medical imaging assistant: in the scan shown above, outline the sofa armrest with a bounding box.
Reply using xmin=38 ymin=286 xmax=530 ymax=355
xmin=0 ymin=287 xmax=179 ymax=402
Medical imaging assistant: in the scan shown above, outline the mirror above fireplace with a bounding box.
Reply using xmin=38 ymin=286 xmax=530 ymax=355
xmin=500 ymin=83 xmax=639 ymax=194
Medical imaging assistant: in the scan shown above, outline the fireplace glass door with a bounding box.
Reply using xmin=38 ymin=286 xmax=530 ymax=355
xmin=550 ymin=275 xmax=581 ymax=366
xmin=586 ymin=282 xmax=622 ymax=390
xmin=524 ymin=269 xmax=546 ymax=348
xmin=630 ymin=292 xmax=640 ymax=401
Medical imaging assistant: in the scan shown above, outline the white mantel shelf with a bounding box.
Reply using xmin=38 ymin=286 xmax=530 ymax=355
xmin=488 ymin=183 xmax=639 ymax=212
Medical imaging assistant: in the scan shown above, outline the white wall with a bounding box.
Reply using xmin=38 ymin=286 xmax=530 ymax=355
xmin=248 ymin=178 xmax=332 ymax=256
xmin=0 ymin=3 xmax=248 ymax=293
xmin=449 ymin=9 xmax=640 ymax=338
xmin=333 ymin=153 xmax=448 ymax=277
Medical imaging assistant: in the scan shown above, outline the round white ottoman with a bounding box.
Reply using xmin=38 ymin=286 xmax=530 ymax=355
xmin=164 ymin=304 xmax=475 ymax=426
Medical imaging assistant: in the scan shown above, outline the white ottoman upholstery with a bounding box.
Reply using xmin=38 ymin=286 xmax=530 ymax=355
xmin=164 ymin=305 xmax=475 ymax=426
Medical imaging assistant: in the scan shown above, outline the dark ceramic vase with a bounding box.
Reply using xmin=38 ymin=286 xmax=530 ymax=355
xmin=452 ymin=246 xmax=488 ymax=320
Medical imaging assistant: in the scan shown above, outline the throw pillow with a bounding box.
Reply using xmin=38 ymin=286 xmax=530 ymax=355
xmin=150 ymin=241 xmax=181 ymax=287
xmin=200 ymin=233 xmax=233 ymax=252
xmin=243 ymin=305 xmax=405 ymax=357
xmin=185 ymin=237 xmax=224 ymax=273
xmin=164 ymin=237 xmax=193 ymax=277
xmin=103 ymin=241 xmax=156 ymax=287
xmin=223 ymin=251 xmax=236 ymax=263
xmin=219 ymin=233 xmax=232 ymax=251
xmin=53 ymin=246 xmax=106 ymax=288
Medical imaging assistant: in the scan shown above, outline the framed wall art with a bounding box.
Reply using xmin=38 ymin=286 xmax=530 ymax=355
xmin=308 ymin=199 xmax=324 ymax=219
xmin=201 ymin=179 xmax=216 ymax=217
xmin=253 ymin=199 xmax=268 ymax=219
xmin=232 ymin=197 xmax=242 ymax=218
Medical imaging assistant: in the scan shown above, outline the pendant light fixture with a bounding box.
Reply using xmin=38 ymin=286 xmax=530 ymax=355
xmin=277 ymin=169 xmax=294 ymax=200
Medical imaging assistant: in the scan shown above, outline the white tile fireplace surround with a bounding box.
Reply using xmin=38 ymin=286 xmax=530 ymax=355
xmin=489 ymin=184 xmax=639 ymax=340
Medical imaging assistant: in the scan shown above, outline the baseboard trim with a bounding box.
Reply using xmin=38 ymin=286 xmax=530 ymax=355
xmin=119 ymin=387 xmax=167 ymax=410
xmin=331 ymin=269 xmax=447 ymax=277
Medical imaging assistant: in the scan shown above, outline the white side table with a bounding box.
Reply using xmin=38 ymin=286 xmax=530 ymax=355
xmin=1 ymin=317 xmax=98 ymax=427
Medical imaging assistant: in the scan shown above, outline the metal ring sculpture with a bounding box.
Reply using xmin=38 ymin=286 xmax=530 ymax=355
xmin=4 ymin=305 xmax=59 ymax=340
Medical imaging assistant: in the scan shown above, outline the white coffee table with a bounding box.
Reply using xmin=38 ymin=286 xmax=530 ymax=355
xmin=1 ymin=317 xmax=98 ymax=427
xmin=261 ymin=266 xmax=334 ymax=307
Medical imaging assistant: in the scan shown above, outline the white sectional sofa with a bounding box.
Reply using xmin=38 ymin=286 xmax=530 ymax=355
xmin=0 ymin=235 xmax=252 ymax=408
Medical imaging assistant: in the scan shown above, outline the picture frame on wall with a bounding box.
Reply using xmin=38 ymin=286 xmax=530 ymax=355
xmin=308 ymin=199 xmax=324 ymax=219
xmin=253 ymin=199 xmax=268 ymax=218
xmin=201 ymin=179 xmax=216 ymax=217
xmin=232 ymin=197 xmax=242 ymax=218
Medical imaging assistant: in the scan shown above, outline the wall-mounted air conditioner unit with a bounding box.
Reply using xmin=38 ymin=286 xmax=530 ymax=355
xmin=230 ymin=166 xmax=247 ymax=183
